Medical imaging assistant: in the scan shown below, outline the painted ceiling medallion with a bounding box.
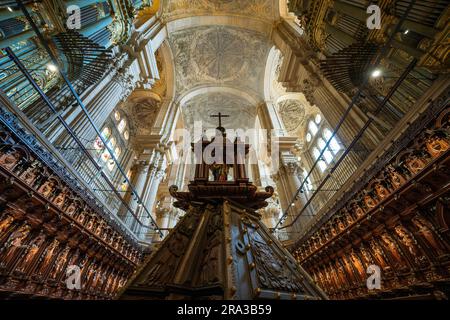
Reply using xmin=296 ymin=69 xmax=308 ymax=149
xmin=170 ymin=26 xmax=270 ymax=94
xmin=192 ymin=28 xmax=246 ymax=82
xmin=278 ymin=99 xmax=306 ymax=133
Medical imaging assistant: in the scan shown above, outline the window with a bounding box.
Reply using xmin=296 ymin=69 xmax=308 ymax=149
xmin=94 ymin=127 xmax=111 ymax=152
xmin=303 ymin=169 xmax=313 ymax=193
xmin=308 ymin=121 xmax=318 ymax=136
xmin=94 ymin=112 xmax=129 ymax=173
xmin=312 ymin=147 xmax=327 ymax=172
xmin=306 ymin=132 xmax=312 ymax=142
xmin=307 ymin=114 xmax=343 ymax=173
xmin=315 ymin=114 xmax=322 ymax=124
xmin=118 ymin=119 xmax=127 ymax=134
xmin=323 ymin=128 xmax=341 ymax=154
xmin=96 ymin=128 xmax=121 ymax=171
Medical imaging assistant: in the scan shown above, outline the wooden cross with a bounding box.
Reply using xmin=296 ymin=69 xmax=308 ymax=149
xmin=210 ymin=112 xmax=230 ymax=128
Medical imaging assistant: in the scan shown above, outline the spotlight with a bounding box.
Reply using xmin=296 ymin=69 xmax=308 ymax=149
xmin=403 ymin=29 xmax=409 ymax=34
xmin=371 ymin=69 xmax=382 ymax=78
xmin=46 ymin=63 xmax=58 ymax=72
xmin=7 ymin=7 xmax=13 ymax=12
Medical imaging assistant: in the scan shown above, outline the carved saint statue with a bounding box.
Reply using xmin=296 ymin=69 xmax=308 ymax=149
xmin=349 ymin=250 xmax=366 ymax=279
xmin=394 ymin=225 xmax=427 ymax=265
xmin=425 ymin=135 xmax=449 ymax=158
xmin=412 ymin=216 xmax=447 ymax=256
xmin=387 ymin=165 xmax=407 ymax=189
xmin=19 ymin=161 xmax=40 ymax=186
xmin=16 ymin=232 xmax=46 ymax=273
xmin=369 ymin=240 xmax=388 ymax=270
xmin=210 ymin=163 xmax=230 ymax=181
xmin=351 ymin=203 xmax=365 ymax=218
xmin=35 ymin=239 xmax=59 ymax=277
xmin=404 ymin=155 xmax=427 ymax=175
xmin=380 ymin=233 xmax=404 ymax=266
xmin=53 ymin=188 xmax=69 ymax=208
xmin=363 ymin=195 xmax=377 ymax=210
xmin=49 ymin=246 xmax=71 ymax=279
xmin=200 ymin=229 xmax=222 ymax=285
xmin=374 ymin=183 xmax=390 ymax=200
xmin=37 ymin=180 xmax=56 ymax=198
xmin=0 ymin=215 xmax=14 ymax=234
xmin=0 ymin=224 xmax=31 ymax=268
xmin=0 ymin=149 xmax=21 ymax=170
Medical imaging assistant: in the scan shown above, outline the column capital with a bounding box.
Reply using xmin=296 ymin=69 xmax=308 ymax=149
xmin=284 ymin=161 xmax=303 ymax=176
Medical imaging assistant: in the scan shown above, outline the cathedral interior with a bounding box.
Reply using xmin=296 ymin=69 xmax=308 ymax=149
xmin=0 ymin=0 xmax=449 ymax=302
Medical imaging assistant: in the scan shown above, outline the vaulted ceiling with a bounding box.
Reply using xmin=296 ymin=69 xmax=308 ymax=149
xmin=162 ymin=0 xmax=280 ymax=130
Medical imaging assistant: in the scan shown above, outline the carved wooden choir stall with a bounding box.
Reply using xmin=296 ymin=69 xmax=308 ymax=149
xmin=119 ymin=123 xmax=327 ymax=300
xmin=0 ymin=110 xmax=141 ymax=299
xmin=293 ymin=106 xmax=450 ymax=300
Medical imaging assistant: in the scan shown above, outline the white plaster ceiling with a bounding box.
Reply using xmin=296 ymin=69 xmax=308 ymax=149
xmin=183 ymin=92 xmax=255 ymax=130
xmin=169 ymin=26 xmax=271 ymax=95
xmin=164 ymin=1 xmax=279 ymax=131
xmin=162 ymin=0 xmax=278 ymax=21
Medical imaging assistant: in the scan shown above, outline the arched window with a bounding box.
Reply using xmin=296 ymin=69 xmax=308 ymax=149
xmin=315 ymin=114 xmax=322 ymax=124
xmin=308 ymin=121 xmax=318 ymax=136
xmin=94 ymin=111 xmax=129 ymax=173
xmin=303 ymin=169 xmax=313 ymax=193
xmin=306 ymin=111 xmax=344 ymax=173
xmin=94 ymin=127 xmax=110 ymax=152
xmin=96 ymin=128 xmax=121 ymax=171
xmin=312 ymin=147 xmax=327 ymax=172
xmin=323 ymin=128 xmax=341 ymax=154
xmin=118 ymin=119 xmax=127 ymax=134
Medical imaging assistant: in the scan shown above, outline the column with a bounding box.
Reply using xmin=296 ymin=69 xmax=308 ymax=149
xmin=126 ymin=162 xmax=150 ymax=229
xmin=257 ymin=101 xmax=286 ymax=136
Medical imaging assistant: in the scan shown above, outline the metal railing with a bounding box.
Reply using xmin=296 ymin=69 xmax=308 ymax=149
xmin=0 ymin=0 xmax=163 ymax=243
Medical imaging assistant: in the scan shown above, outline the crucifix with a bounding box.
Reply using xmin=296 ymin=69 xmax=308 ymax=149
xmin=210 ymin=112 xmax=230 ymax=129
